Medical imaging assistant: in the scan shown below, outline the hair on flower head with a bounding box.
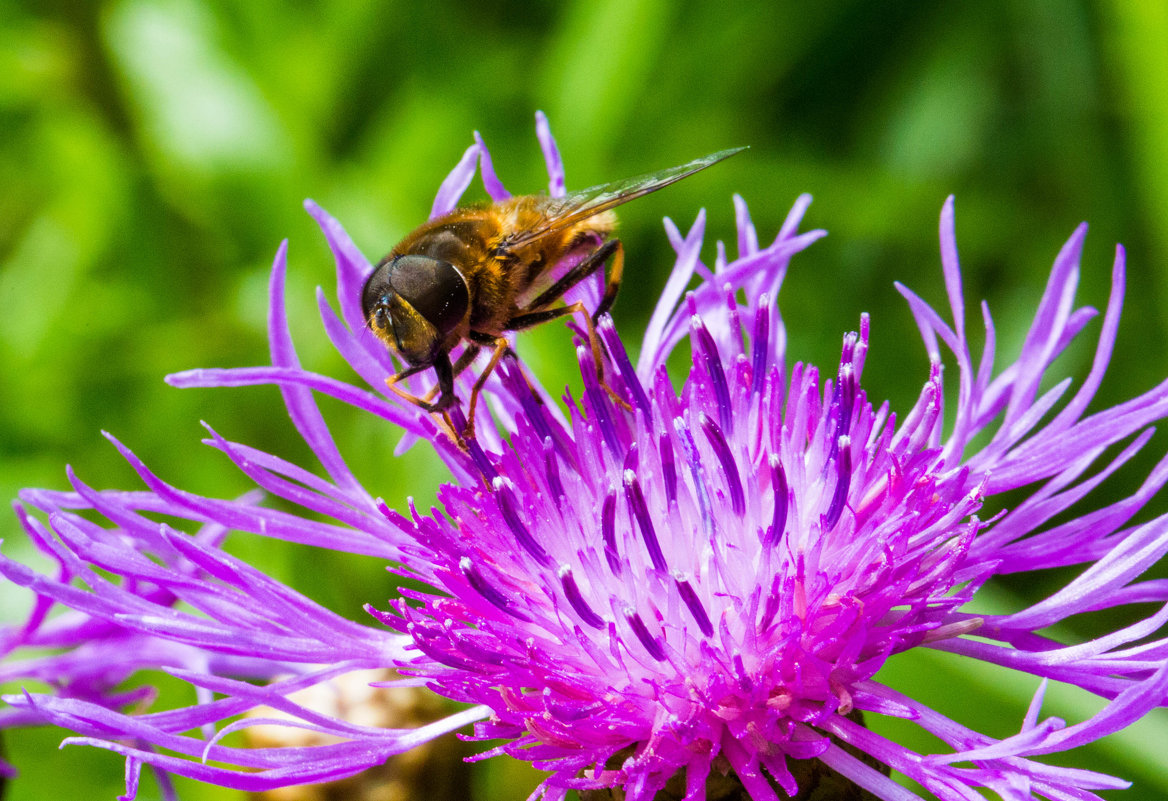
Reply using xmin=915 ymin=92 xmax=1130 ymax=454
xmin=3 ymin=112 xmax=1168 ymax=801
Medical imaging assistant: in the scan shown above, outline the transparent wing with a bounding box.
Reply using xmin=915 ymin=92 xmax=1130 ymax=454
xmin=504 ymin=147 xmax=748 ymax=249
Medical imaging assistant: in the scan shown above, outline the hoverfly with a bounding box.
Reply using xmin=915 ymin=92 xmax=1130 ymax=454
xmin=362 ymin=146 xmax=746 ymax=439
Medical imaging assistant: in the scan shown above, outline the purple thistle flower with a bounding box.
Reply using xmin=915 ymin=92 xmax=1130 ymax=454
xmin=4 ymin=113 xmax=1168 ymax=801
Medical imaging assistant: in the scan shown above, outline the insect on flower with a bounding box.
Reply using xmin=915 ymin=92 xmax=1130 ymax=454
xmin=5 ymin=113 xmax=1168 ymax=801
xmin=361 ymin=147 xmax=745 ymax=438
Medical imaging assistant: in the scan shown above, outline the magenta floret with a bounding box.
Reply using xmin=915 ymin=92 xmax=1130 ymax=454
xmin=3 ymin=115 xmax=1168 ymax=801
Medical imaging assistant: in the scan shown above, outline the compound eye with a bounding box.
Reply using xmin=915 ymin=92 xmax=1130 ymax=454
xmin=362 ymin=261 xmax=395 ymax=324
xmin=388 ymin=255 xmax=469 ymax=336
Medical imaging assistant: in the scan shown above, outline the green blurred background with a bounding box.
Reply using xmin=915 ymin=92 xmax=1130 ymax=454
xmin=3 ymin=0 xmax=1168 ymax=798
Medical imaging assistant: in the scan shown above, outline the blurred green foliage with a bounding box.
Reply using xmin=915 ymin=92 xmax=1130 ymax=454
xmin=3 ymin=0 xmax=1168 ymax=798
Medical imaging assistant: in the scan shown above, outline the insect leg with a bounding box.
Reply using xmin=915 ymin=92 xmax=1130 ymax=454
xmin=429 ymin=353 xmax=457 ymax=411
xmin=386 ymin=353 xmax=457 ymax=413
xmin=418 ymin=344 xmax=482 ymax=405
xmin=507 ymin=302 xmax=632 ymax=412
xmin=507 ymin=303 xmax=586 ymax=330
xmin=387 ymin=361 xmax=429 ymax=384
xmin=468 ymin=329 xmax=518 ymax=359
xmin=385 ymin=363 xmax=435 ymax=409
xmin=592 ymin=239 xmax=624 ymax=321
xmin=387 ymin=381 xmax=444 ymax=413
xmin=463 ymin=337 xmax=510 ymax=439
xmin=527 ymin=239 xmax=621 ymax=312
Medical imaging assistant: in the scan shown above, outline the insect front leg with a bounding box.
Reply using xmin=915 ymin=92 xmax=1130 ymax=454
xmin=386 ymin=353 xmax=458 ymax=413
xmin=418 ymin=345 xmax=482 ymax=406
xmin=428 ymin=353 xmax=458 ymax=412
xmin=384 ymin=362 xmax=432 ymax=409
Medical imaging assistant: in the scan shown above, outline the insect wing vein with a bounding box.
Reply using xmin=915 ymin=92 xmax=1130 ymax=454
xmin=504 ymin=147 xmax=747 ymax=250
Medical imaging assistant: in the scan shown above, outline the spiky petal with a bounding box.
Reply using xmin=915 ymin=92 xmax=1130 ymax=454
xmin=3 ymin=116 xmax=1168 ymax=801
